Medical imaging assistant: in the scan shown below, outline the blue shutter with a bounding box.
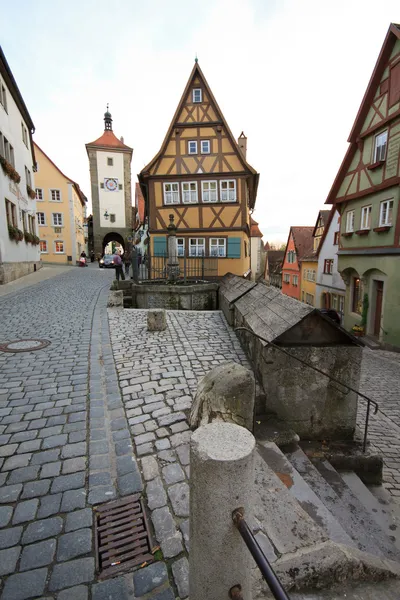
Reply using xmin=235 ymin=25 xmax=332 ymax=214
xmin=227 ymin=237 xmax=241 ymax=258
xmin=153 ymin=236 xmax=167 ymax=257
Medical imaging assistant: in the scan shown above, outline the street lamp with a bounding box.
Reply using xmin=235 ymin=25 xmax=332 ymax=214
xmin=104 ymin=210 xmax=109 ymax=220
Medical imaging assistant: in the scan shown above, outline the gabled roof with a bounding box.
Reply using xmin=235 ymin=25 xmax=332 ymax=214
xmin=289 ymin=226 xmax=314 ymax=263
xmin=316 ymin=206 xmax=337 ymax=257
xmin=267 ymin=250 xmax=284 ymax=274
xmin=135 ymin=183 xmax=145 ymax=225
xmin=326 ymin=23 xmax=400 ymax=204
xmin=312 ymin=210 xmax=330 ymax=237
xmin=86 ymin=129 xmax=132 ymax=152
xmin=250 ymin=217 xmax=263 ymax=238
xmin=34 ymin=142 xmax=87 ymax=206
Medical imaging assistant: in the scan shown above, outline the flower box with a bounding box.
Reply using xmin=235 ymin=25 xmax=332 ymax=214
xmin=355 ymin=229 xmax=370 ymax=236
xmin=373 ymin=226 xmax=391 ymax=233
xmin=0 ymin=156 xmax=21 ymax=184
xmin=26 ymin=185 xmax=36 ymax=200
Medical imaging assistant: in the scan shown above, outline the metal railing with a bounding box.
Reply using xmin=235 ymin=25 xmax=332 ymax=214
xmin=131 ymin=252 xmax=218 ymax=282
xmin=234 ymin=327 xmax=379 ymax=453
xmin=231 ymin=508 xmax=290 ymax=600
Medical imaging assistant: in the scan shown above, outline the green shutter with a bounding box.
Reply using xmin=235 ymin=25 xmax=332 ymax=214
xmin=227 ymin=237 xmax=241 ymax=258
xmin=153 ymin=236 xmax=167 ymax=257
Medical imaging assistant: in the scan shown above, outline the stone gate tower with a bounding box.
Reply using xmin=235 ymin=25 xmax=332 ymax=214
xmin=85 ymin=108 xmax=133 ymax=256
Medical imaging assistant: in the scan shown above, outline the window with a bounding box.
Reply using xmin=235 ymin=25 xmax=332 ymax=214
xmin=339 ymin=295 xmax=345 ymax=317
xmin=374 ymin=130 xmax=388 ymax=162
xmin=0 ymin=81 xmax=7 ymax=112
xmin=360 ymin=205 xmax=372 ymax=230
xmin=379 ymin=199 xmax=393 ymax=226
xmin=182 ymin=182 xmax=198 ymax=204
xmin=193 ymin=88 xmax=202 ymax=103
xmin=37 ymin=212 xmax=46 ymax=226
xmin=332 ymin=294 xmax=338 ymax=310
xmin=302 ymin=291 xmax=305 ymax=302
xmin=306 ymin=293 xmax=314 ymax=306
xmin=110 ymin=214 xmax=116 ymax=223
xmin=22 ymin=211 xmax=27 ymax=232
xmin=29 ymin=216 xmax=35 ymax=234
xmin=188 ymin=141 xmax=197 ymax=154
xmin=346 ymin=210 xmax=355 ymax=232
xmin=210 ymin=238 xmax=226 ymax=257
xmin=292 ymin=275 xmax=298 ymax=286
xmin=9 ymin=146 xmax=15 ymax=167
xmin=52 ymin=213 xmax=63 ymax=226
xmin=324 ymin=259 xmax=334 ymax=274
xmin=283 ymin=273 xmax=290 ymax=284
xmin=21 ymin=123 xmax=28 ymax=146
xmin=220 ymin=180 xmax=236 ymax=202
xmin=50 ymin=189 xmax=61 ymax=202
xmin=352 ymin=277 xmax=362 ymax=314
xmin=202 ymin=181 xmax=218 ymax=203
xmin=55 ymin=241 xmax=64 ymax=254
xmin=3 ymin=137 xmax=10 ymax=162
xmin=107 ymin=157 xmax=113 ymax=166
xmin=100 ymin=182 xmax=104 ymax=189
xmin=189 ymin=238 xmax=205 ymax=257
xmin=177 ymin=238 xmax=185 ymax=257
xmin=5 ymin=199 xmax=17 ymax=227
xmin=118 ymin=184 xmax=123 ymax=190
xmin=39 ymin=240 xmax=47 ymax=253
xmin=163 ymin=182 xmax=180 ymax=204
xmin=201 ymin=140 xmax=210 ymax=154
xmin=25 ymin=167 xmax=32 ymax=187
xmin=334 ymin=231 xmax=340 ymax=245
xmin=36 ymin=188 xmax=43 ymax=201
xmin=287 ymin=250 xmax=296 ymax=264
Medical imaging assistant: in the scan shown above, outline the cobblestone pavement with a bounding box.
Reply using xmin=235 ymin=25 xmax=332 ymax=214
xmin=358 ymin=348 xmax=400 ymax=499
xmin=109 ymin=309 xmax=250 ymax=598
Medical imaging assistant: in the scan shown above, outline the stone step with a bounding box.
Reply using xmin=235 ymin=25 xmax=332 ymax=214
xmin=362 ymin=335 xmax=381 ymax=350
xmin=311 ymin=457 xmax=400 ymax=562
xmin=257 ymin=442 xmax=355 ymax=548
xmin=340 ymin=471 xmax=400 ymax=552
xmin=290 ymin=579 xmax=400 ymax=599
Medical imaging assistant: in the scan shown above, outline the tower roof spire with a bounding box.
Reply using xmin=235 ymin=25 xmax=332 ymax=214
xmin=104 ymin=104 xmax=112 ymax=131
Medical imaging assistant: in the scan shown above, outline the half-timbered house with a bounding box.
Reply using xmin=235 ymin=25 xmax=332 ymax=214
xmin=138 ymin=62 xmax=259 ymax=278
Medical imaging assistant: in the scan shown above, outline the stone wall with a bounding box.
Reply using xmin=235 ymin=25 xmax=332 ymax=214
xmin=0 ymin=261 xmax=43 ymax=285
xmin=130 ymin=282 xmax=218 ymax=311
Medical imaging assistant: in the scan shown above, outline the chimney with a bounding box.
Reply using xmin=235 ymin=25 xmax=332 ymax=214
xmin=238 ymin=131 xmax=247 ymax=159
xmin=120 ymin=136 xmax=124 ymax=143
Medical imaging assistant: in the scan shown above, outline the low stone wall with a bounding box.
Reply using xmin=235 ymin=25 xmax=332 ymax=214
xmin=129 ymin=282 xmax=219 ymax=310
xmin=0 ymin=261 xmax=43 ymax=285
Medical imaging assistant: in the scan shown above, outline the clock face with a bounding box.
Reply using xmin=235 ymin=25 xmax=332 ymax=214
xmin=105 ymin=178 xmax=118 ymax=192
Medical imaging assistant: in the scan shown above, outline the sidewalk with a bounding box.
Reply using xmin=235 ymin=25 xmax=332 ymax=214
xmin=0 ymin=265 xmax=76 ymax=298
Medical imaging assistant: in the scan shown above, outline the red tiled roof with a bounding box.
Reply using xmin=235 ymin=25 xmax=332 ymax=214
xmin=250 ymin=217 xmax=263 ymax=238
xmin=135 ymin=183 xmax=145 ymax=225
xmin=86 ymin=130 xmax=132 ymax=151
xmin=264 ymin=241 xmax=271 ymax=251
xmin=291 ymin=226 xmax=314 ymax=261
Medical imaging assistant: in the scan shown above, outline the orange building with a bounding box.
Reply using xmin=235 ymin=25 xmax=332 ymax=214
xmin=282 ymin=226 xmax=313 ymax=299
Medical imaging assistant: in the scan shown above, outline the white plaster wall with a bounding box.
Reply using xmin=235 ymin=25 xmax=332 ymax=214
xmin=0 ymin=81 xmax=39 ymax=265
xmin=316 ymin=210 xmax=345 ymax=308
xmin=250 ymin=237 xmax=261 ymax=281
xmin=97 ymin=150 xmax=125 ymax=228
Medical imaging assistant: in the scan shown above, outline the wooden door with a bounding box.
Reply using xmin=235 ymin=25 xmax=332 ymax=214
xmin=374 ymin=281 xmax=384 ymax=337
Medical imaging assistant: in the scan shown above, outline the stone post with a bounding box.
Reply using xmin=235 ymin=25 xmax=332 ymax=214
xmin=167 ymin=214 xmax=179 ymax=281
xmin=190 ymin=422 xmax=255 ymax=600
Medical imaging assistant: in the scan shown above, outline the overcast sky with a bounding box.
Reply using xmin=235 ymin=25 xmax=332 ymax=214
xmin=2 ymin=0 xmax=400 ymax=244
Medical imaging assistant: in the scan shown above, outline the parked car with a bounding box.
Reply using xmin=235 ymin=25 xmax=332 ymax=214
xmin=99 ymin=255 xmax=115 ymax=269
xmin=318 ymin=308 xmax=341 ymax=326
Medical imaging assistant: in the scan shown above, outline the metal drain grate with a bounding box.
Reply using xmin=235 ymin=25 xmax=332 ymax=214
xmin=0 ymin=339 xmax=51 ymax=353
xmin=94 ymin=494 xmax=154 ymax=579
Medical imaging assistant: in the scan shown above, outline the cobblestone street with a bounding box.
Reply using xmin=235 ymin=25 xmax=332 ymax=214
xmin=0 ymin=267 xmax=400 ymax=599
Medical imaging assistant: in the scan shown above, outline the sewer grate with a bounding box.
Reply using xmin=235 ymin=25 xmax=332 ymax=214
xmin=94 ymin=493 xmax=154 ymax=579
xmin=0 ymin=339 xmax=51 ymax=353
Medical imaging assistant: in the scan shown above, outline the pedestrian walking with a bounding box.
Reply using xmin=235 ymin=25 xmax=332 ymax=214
xmin=113 ymin=251 xmax=125 ymax=282
xmin=124 ymin=251 xmax=132 ymax=277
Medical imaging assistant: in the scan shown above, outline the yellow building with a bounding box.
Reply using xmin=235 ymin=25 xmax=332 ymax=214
xmin=34 ymin=143 xmax=87 ymax=264
xmin=300 ymin=211 xmax=330 ymax=305
xmin=139 ymin=61 xmax=259 ymax=278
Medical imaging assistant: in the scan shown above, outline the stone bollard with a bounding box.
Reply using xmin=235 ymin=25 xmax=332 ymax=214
xmin=107 ymin=290 xmax=124 ymax=307
xmin=147 ymin=309 xmax=167 ymax=331
xmin=190 ymin=422 xmax=255 ymax=600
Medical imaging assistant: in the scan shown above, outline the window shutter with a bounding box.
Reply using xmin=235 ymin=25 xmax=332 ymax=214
xmin=153 ymin=236 xmax=167 ymax=256
xmin=227 ymin=237 xmax=241 ymax=258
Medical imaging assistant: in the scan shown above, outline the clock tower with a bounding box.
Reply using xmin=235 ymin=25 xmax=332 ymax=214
xmin=85 ymin=108 xmax=133 ymax=257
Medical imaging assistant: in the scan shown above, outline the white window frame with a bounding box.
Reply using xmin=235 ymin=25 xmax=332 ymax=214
xmin=177 ymin=237 xmax=185 ymax=257
xmin=210 ymin=238 xmax=226 ymax=257
xmin=163 ymin=182 xmax=180 ymax=205
xmin=374 ymin=130 xmax=388 ymax=162
xmin=201 ymin=180 xmax=218 ymax=203
xmin=189 ymin=238 xmax=205 ymax=257
xmin=192 ymin=88 xmax=202 ymax=103
xmin=324 ymin=259 xmax=333 ymax=274
xmin=292 ymin=275 xmax=298 ymax=286
xmin=50 ymin=189 xmax=61 ymax=202
xmin=0 ymin=81 xmax=7 ymax=112
xmin=39 ymin=240 xmax=48 ymax=254
xmin=54 ymin=241 xmax=65 ymax=254
xmin=220 ymin=179 xmax=237 ymax=202
xmin=346 ymin=210 xmax=355 ymax=233
xmin=52 ymin=213 xmax=63 ymax=226
xmin=360 ymin=205 xmax=372 ymax=230
xmin=36 ymin=188 xmax=44 ymax=201
xmin=379 ymin=199 xmax=393 ymax=226
xmin=107 ymin=157 xmax=113 ymax=166
xmin=306 ymin=293 xmax=314 ymax=306
xmin=188 ymin=140 xmax=197 ymax=154
xmin=201 ymin=140 xmax=210 ymax=154
xmin=37 ymin=212 xmax=46 ymax=226
xmin=182 ymin=181 xmax=198 ymax=204
xmin=283 ymin=273 xmax=290 ymax=284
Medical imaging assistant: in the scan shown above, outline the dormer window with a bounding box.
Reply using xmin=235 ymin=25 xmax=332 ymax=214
xmin=374 ymin=130 xmax=387 ymax=162
xmin=188 ymin=141 xmax=197 ymax=154
xmin=193 ymin=88 xmax=202 ymax=103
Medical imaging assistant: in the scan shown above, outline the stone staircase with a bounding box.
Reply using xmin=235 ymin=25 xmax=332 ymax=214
xmin=251 ymin=440 xmax=400 ymax=599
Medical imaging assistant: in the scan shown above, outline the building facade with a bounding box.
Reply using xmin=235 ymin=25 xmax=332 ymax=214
xmin=0 ymin=47 xmax=40 ymax=284
xmin=326 ymin=23 xmax=400 ymax=346
xmin=138 ymin=62 xmax=259 ymax=278
xmin=282 ymin=226 xmax=313 ymax=300
xmin=250 ymin=218 xmax=264 ymax=281
xmin=34 ymin=143 xmax=87 ymax=264
xmin=299 ymin=211 xmax=330 ymax=306
xmin=86 ymin=109 xmax=133 ymax=257
xmin=264 ymin=249 xmax=284 ymax=288
xmin=316 ymin=208 xmax=346 ymax=320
